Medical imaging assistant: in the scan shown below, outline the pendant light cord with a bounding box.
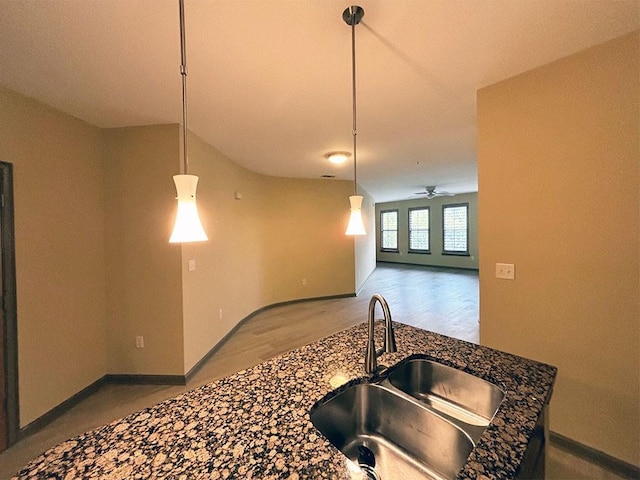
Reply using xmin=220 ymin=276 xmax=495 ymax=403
xmin=350 ymin=8 xmax=358 ymax=196
xmin=179 ymin=0 xmax=189 ymax=175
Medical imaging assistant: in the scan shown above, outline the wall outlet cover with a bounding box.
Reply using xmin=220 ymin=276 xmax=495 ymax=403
xmin=496 ymin=263 xmax=515 ymax=280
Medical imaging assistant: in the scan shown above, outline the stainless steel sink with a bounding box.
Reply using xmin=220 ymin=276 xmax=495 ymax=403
xmin=386 ymin=359 xmax=505 ymax=428
xmin=310 ymin=383 xmax=474 ymax=480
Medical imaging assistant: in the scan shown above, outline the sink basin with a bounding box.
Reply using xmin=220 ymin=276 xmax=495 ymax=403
xmin=387 ymin=359 xmax=505 ymax=427
xmin=310 ymin=383 xmax=474 ymax=480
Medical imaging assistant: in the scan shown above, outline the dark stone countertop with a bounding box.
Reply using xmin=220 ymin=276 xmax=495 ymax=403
xmin=13 ymin=322 xmax=557 ymax=479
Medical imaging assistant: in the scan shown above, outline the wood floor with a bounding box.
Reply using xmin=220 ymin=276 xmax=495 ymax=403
xmin=193 ymin=261 xmax=480 ymax=382
xmin=0 ymin=263 xmax=625 ymax=479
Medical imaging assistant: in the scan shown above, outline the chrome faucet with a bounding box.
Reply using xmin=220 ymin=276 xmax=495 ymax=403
xmin=365 ymin=294 xmax=397 ymax=374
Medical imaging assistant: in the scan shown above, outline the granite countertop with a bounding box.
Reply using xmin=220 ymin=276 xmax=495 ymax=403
xmin=13 ymin=322 xmax=557 ymax=479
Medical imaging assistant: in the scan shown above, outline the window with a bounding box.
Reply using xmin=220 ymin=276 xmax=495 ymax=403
xmin=380 ymin=210 xmax=398 ymax=251
xmin=443 ymin=203 xmax=469 ymax=255
xmin=408 ymin=207 xmax=430 ymax=253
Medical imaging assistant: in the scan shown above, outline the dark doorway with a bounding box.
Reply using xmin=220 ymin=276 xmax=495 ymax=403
xmin=0 ymin=161 xmax=18 ymax=451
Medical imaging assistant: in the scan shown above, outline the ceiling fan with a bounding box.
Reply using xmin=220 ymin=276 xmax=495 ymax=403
xmin=414 ymin=186 xmax=455 ymax=199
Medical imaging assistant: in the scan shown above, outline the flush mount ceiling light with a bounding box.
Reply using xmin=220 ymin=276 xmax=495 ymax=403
xmin=343 ymin=5 xmax=366 ymax=236
xmin=169 ymin=0 xmax=208 ymax=243
xmin=326 ymin=151 xmax=351 ymax=165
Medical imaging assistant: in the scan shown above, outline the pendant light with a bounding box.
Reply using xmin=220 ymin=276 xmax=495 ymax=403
xmin=169 ymin=0 xmax=208 ymax=243
xmin=343 ymin=6 xmax=366 ymax=236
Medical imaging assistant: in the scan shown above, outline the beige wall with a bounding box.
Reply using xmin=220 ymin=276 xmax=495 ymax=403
xmin=102 ymin=126 xmax=360 ymax=376
xmin=0 ymin=87 xmax=108 ymax=426
xmin=182 ymin=132 xmax=358 ymax=371
xmin=180 ymin=132 xmax=269 ymax=372
xmin=103 ymin=125 xmax=184 ymax=376
xmin=1 ymin=87 xmax=362 ymax=427
xmin=376 ymin=193 xmax=479 ymax=269
xmin=478 ymin=32 xmax=639 ymax=466
xmin=261 ymin=176 xmax=356 ymax=304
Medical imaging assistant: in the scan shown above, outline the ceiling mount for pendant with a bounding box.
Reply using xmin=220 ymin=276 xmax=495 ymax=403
xmin=342 ymin=5 xmax=364 ymax=26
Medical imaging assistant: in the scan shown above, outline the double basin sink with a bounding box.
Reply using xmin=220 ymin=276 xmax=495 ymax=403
xmin=310 ymin=357 xmax=505 ymax=480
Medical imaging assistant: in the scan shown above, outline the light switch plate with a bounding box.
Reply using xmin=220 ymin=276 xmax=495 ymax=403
xmin=496 ymin=263 xmax=515 ymax=280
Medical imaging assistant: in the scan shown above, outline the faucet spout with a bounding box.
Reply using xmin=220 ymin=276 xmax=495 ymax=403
xmin=364 ymin=294 xmax=397 ymax=374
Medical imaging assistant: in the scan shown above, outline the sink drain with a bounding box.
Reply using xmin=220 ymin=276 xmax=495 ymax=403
xmin=359 ymin=464 xmax=380 ymax=480
xmin=357 ymin=446 xmax=380 ymax=480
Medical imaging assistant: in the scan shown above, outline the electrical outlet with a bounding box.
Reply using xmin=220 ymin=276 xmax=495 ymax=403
xmin=135 ymin=336 xmax=144 ymax=348
xmin=496 ymin=263 xmax=515 ymax=280
xmin=188 ymin=259 xmax=196 ymax=272
xmin=302 ymin=278 xmax=307 ymax=286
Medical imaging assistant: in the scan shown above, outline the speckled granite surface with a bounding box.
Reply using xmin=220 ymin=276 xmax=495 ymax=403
xmin=13 ymin=322 xmax=556 ymax=479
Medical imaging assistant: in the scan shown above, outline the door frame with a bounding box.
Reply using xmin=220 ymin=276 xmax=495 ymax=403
xmin=0 ymin=161 xmax=19 ymax=448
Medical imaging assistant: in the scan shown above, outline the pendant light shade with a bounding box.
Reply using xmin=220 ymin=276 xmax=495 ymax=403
xmin=169 ymin=0 xmax=208 ymax=243
xmin=169 ymin=174 xmax=208 ymax=243
xmin=344 ymin=6 xmax=366 ymax=236
xmin=346 ymin=195 xmax=366 ymax=235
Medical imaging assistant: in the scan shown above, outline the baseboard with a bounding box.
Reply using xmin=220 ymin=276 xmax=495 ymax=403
xmin=19 ymin=375 xmax=107 ymax=441
xmin=549 ymin=431 xmax=640 ymax=479
xmin=104 ymin=374 xmax=186 ymax=386
xmin=185 ymin=292 xmax=355 ymax=381
xmin=184 ymin=309 xmax=262 ymax=381
xmin=263 ymin=292 xmax=356 ymax=309
xmin=356 ymin=269 xmax=376 ymax=296
xmin=18 ymin=373 xmax=186 ymax=443
xmin=376 ymin=260 xmax=479 ymax=272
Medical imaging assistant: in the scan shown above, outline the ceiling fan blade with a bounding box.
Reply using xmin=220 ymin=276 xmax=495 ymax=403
xmin=413 ymin=187 xmax=454 ymax=198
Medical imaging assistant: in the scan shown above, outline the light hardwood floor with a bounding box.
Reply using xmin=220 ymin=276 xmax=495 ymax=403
xmin=0 ymin=263 xmax=626 ymax=479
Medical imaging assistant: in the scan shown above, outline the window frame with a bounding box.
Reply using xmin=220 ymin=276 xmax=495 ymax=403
xmin=379 ymin=209 xmax=399 ymax=252
xmin=408 ymin=206 xmax=431 ymax=254
xmin=442 ymin=203 xmax=470 ymax=256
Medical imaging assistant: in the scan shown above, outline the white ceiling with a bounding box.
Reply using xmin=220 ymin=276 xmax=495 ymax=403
xmin=1 ymin=0 xmax=638 ymax=202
